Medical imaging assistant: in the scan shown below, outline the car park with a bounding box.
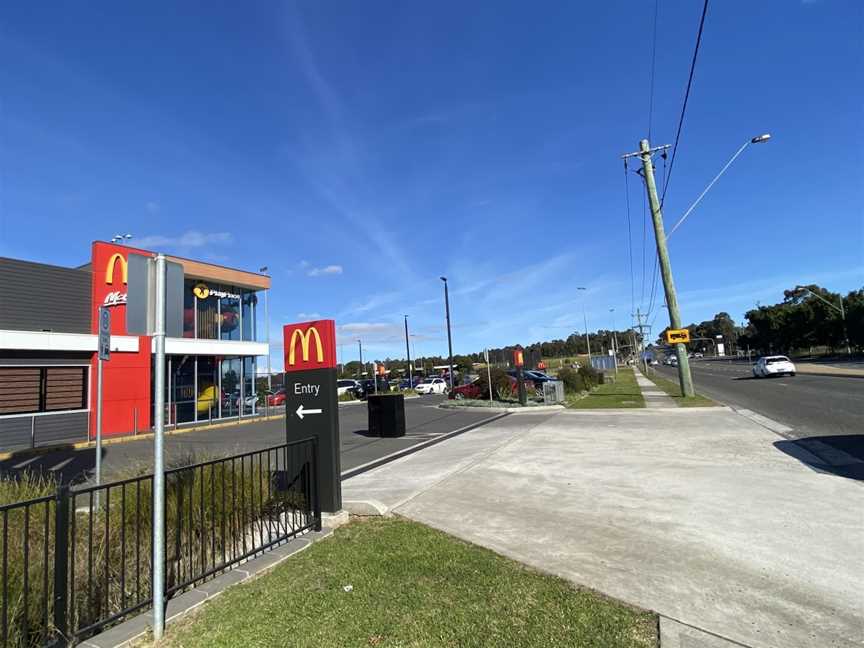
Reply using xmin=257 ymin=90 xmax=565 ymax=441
xmin=415 ymin=377 xmax=448 ymax=395
xmin=752 ymin=356 xmax=796 ymax=378
xmin=449 ymin=375 xmax=534 ymax=400
xmin=337 ymin=379 xmax=361 ymax=397
xmin=267 ymin=389 xmax=286 ymax=406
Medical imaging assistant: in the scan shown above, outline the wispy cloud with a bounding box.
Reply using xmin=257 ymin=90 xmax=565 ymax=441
xmin=297 ymin=312 xmax=322 ymax=320
xmin=134 ymin=230 xmax=233 ymax=250
xmin=307 ymin=264 xmax=343 ymax=277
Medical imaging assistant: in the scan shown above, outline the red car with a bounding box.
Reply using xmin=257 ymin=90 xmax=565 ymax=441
xmin=267 ymin=389 xmax=287 ymax=406
xmin=449 ymin=375 xmax=533 ymax=400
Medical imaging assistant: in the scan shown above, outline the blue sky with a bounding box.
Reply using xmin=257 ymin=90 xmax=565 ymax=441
xmin=1 ymin=1 xmax=861 ymax=370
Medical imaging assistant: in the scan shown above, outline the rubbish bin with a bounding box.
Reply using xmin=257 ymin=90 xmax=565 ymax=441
xmin=367 ymin=394 xmax=406 ymax=438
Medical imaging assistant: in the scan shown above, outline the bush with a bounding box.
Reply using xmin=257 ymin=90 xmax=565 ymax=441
xmin=557 ymin=367 xmax=587 ymax=394
xmin=475 ymin=368 xmax=512 ymax=401
xmin=578 ymin=366 xmax=600 ymax=389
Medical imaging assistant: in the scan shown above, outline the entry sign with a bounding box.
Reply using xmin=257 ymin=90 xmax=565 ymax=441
xmin=666 ymin=328 xmax=691 ymax=344
xmin=98 ymin=307 xmax=111 ymax=361
xmin=283 ymin=319 xmax=341 ymax=513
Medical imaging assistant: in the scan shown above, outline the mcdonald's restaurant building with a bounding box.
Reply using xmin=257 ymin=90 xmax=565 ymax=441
xmin=0 ymin=241 xmax=270 ymax=452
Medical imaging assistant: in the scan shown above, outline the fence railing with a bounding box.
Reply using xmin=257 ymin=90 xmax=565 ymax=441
xmin=0 ymin=438 xmax=319 ymax=647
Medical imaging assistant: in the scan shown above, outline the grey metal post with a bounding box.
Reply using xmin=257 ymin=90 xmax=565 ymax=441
xmin=95 ymin=357 xmax=103 ymax=501
xmin=485 ymin=348 xmax=493 ymax=407
xmin=441 ymin=277 xmax=454 ymax=390
xmin=265 ymin=287 xmax=272 ymax=391
xmin=610 ymin=308 xmax=619 ymax=375
xmin=30 ymin=415 xmax=35 ymax=449
xmin=583 ymin=310 xmax=592 ymax=362
xmin=404 ymin=315 xmax=413 ymax=389
xmin=152 ymin=254 xmax=167 ymax=640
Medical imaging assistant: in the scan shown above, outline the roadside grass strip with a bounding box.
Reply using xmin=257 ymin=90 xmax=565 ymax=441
xmin=163 ymin=518 xmax=657 ymax=648
xmin=643 ymin=372 xmax=715 ymax=407
xmin=567 ymin=368 xmax=646 ymax=409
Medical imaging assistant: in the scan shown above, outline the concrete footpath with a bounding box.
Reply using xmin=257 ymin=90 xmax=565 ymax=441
xmin=342 ymin=408 xmax=864 ymax=648
xmin=634 ymin=366 xmax=676 ymax=407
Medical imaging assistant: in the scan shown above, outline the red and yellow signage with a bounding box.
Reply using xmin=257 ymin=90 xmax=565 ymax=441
xmin=283 ymin=320 xmax=337 ymax=372
xmin=513 ymin=349 xmax=524 ymax=367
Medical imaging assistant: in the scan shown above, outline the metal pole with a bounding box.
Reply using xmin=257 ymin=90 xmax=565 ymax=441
xmin=639 ymin=138 xmax=694 ymax=397
xmin=95 ymin=357 xmax=103 ymax=502
xmin=404 ymin=315 xmax=413 ymax=389
xmin=839 ymin=298 xmax=852 ymax=356
xmin=442 ymin=277 xmax=454 ymax=390
xmin=583 ymin=310 xmax=592 ymax=362
xmin=265 ymin=287 xmax=272 ymax=391
xmin=152 ymin=254 xmax=167 ymax=640
xmin=610 ymin=309 xmax=619 ymax=375
xmin=357 ymin=339 xmax=363 ymax=378
xmin=485 ymin=348 xmax=493 ymax=407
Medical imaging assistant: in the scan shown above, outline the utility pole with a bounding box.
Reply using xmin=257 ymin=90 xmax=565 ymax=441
xmin=357 ymin=339 xmax=363 ymax=379
xmin=633 ymin=309 xmax=651 ymax=374
xmin=624 ymin=139 xmax=694 ymax=396
xmin=441 ymin=277 xmax=455 ymax=390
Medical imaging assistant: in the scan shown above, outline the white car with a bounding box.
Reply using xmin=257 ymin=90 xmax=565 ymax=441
xmin=337 ymin=379 xmax=360 ymax=396
xmin=752 ymin=356 xmax=796 ymax=378
xmin=415 ymin=378 xmax=448 ymax=395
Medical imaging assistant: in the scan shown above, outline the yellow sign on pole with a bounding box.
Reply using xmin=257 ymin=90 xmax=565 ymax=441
xmin=666 ymin=329 xmax=691 ymax=344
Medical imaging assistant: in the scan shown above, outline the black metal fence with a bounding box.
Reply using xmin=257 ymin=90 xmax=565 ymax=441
xmin=0 ymin=438 xmax=319 ymax=647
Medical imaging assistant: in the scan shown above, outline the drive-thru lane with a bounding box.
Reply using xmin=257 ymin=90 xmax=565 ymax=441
xmin=0 ymin=395 xmax=501 ymax=484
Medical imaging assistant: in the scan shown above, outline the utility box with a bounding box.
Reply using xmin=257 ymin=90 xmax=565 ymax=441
xmin=367 ymin=394 xmax=406 ymax=438
xmin=543 ymin=381 xmax=565 ymax=405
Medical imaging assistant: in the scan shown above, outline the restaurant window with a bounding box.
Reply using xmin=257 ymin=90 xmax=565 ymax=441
xmin=183 ymin=279 xmax=196 ymax=338
xmin=219 ymin=285 xmax=241 ymax=341
xmin=0 ymin=367 xmax=88 ymax=415
xmin=197 ymin=289 xmax=219 ymax=340
xmin=242 ymin=356 xmax=256 ymax=415
xmin=241 ymin=290 xmax=257 ymax=341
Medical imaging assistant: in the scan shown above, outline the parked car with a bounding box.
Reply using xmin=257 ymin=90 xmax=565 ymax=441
xmin=752 ymin=356 xmax=796 ymax=378
xmin=399 ymin=376 xmax=423 ymax=390
xmin=694 ymin=352 xmax=704 ymax=359
xmin=415 ymin=377 xmax=448 ymax=395
xmin=449 ymin=375 xmax=534 ymax=400
xmin=357 ymin=377 xmax=390 ymax=398
xmin=267 ymin=389 xmax=286 ymax=406
xmin=337 ymin=379 xmax=361 ymax=397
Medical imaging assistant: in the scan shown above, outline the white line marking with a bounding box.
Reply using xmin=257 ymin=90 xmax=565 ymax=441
xmin=12 ymin=456 xmax=40 ymax=469
xmin=48 ymin=457 xmax=74 ymax=471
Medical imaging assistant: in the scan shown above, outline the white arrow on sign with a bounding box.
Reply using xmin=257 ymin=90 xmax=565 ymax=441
xmin=296 ymin=404 xmax=323 ymax=420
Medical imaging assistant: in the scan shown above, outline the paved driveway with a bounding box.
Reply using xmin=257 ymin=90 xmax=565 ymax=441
xmin=343 ymin=407 xmax=864 ymax=648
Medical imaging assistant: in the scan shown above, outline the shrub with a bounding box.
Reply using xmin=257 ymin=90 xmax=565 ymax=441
xmin=557 ymin=368 xmax=586 ymax=394
xmin=475 ymin=368 xmax=512 ymax=401
xmin=578 ymin=366 xmax=600 ymax=389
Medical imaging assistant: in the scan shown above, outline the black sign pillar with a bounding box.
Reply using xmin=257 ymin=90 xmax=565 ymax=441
xmin=282 ymin=320 xmax=342 ymax=514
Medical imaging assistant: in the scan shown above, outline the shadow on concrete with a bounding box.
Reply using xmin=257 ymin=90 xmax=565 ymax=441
xmin=351 ymin=429 xmax=377 ymax=438
xmin=774 ymin=435 xmax=864 ymax=481
xmin=0 ymin=447 xmax=99 ymax=486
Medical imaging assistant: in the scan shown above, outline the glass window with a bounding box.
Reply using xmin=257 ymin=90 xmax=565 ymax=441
xmin=196 ymin=356 xmax=218 ymax=421
xmin=183 ymin=279 xmax=196 ymax=338
xmin=197 ymin=286 xmax=219 ymax=340
xmin=220 ymin=357 xmax=241 ymax=418
xmin=243 ymin=357 xmax=256 ymax=415
xmin=170 ymin=356 xmax=195 ymax=425
xmin=219 ymin=285 xmax=241 ymax=341
xmin=241 ymin=290 xmax=257 ymax=341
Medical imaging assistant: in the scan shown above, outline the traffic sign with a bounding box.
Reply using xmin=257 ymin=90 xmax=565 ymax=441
xmin=283 ymin=320 xmax=341 ymax=513
xmin=665 ymin=328 xmax=691 ymax=344
xmin=98 ymin=307 xmax=111 ymax=361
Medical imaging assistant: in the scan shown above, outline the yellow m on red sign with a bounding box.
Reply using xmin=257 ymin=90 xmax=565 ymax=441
xmin=105 ymin=253 xmax=128 ymax=285
xmin=287 ymin=327 xmax=324 ymax=366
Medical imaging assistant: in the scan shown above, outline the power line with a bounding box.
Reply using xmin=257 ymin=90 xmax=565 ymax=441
xmin=660 ymin=0 xmax=709 ymax=207
xmin=647 ymin=0 xmax=660 ymax=140
xmin=623 ymin=160 xmax=636 ymax=317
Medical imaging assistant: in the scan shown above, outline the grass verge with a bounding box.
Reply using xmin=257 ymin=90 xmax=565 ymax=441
xmin=162 ymin=518 xmax=657 ymax=648
xmin=566 ymin=368 xmax=645 ymax=409
xmin=644 ymin=371 xmax=715 ymax=407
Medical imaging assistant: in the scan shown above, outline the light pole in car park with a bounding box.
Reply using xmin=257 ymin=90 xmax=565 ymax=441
xmin=357 ymin=339 xmax=363 ymax=378
xmin=403 ymin=315 xmax=413 ymax=389
xmin=440 ymin=276 xmax=454 ymax=390
xmin=576 ymin=287 xmax=592 ymax=362
xmin=259 ymin=266 xmax=271 ymax=393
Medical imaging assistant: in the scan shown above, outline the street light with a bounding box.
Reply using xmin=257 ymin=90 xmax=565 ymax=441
xmin=576 ymin=287 xmax=591 ymax=361
xmin=258 ymin=266 xmax=271 ymax=393
xmin=357 ymin=339 xmax=363 ymax=378
xmin=668 ymin=133 xmax=772 ymax=237
xmin=441 ymin=277 xmax=454 ymax=390
xmin=111 ymin=234 xmax=133 ymax=244
xmin=403 ymin=315 xmax=413 ymax=388
xmin=794 ymin=285 xmax=852 ymax=355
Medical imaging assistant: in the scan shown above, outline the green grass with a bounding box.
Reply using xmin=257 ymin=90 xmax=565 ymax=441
xmin=643 ymin=371 xmax=715 ymax=407
xmin=163 ymin=518 xmax=657 ymax=648
xmin=566 ymin=368 xmax=645 ymax=409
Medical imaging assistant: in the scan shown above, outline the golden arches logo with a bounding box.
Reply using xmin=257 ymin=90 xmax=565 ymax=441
xmin=287 ymin=327 xmax=324 ymax=366
xmin=105 ymin=253 xmax=128 ymax=285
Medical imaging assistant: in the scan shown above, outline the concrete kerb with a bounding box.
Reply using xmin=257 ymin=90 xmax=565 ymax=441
xmin=79 ymin=528 xmax=334 ymax=648
xmin=438 ymin=403 xmax=565 ymax=414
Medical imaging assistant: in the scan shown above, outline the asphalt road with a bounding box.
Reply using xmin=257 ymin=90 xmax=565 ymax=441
xmin=0 ymin=395 xmax=501 ymax=485
xmin=653 ymin=360 xmax=863 ymax=442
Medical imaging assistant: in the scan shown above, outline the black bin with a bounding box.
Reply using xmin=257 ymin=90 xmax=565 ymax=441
xmin=367 ymin=394 xmax=406 ymax=438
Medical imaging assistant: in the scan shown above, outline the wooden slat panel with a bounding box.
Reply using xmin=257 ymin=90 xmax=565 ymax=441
xmin=0 ymin=367 xmax=41 ymax=414
xmin=166 ymin=256 xmax=270 ymax=290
